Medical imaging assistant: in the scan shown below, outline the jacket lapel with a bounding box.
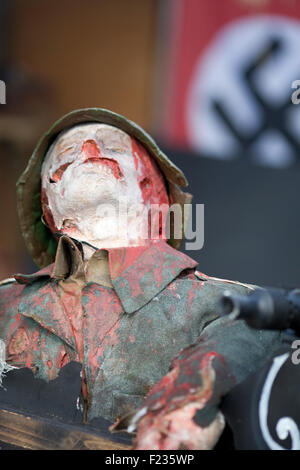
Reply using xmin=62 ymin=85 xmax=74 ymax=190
xmin=17 ymin=278 xmax=76 ymax=350
xmin=109 ymin=241 xmax=198 ymax=313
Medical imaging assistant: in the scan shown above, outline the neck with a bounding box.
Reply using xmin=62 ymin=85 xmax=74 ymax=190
xmin=60 ymin=225 xmax=149 ymax=261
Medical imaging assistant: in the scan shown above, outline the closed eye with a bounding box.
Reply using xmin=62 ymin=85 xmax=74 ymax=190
xmin=57 ymin=146 xmax=74 ymax=158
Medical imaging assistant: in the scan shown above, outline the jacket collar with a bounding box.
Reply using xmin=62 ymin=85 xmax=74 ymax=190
xmin=108 ymin=241 xmax=198 ymax=313
xmin=15 ymin=236 xmax=198 ymax=314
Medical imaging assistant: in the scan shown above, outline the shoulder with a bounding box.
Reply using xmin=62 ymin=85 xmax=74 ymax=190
xmin=195 ymin=271 xmax=256 ymax=293
xmin=0 ymin=265 xmax=53 ymax=309
xmin=175 ymin=268 xmax=255 ymax=294
xmin=0 ymin=277 xmax=16 ymax=287
xmin=0 ymin=277 xmax=22 ymax=295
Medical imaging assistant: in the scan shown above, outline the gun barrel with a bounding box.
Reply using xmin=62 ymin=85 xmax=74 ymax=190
xmin=221 ymin=287 xmax=300 ymax=334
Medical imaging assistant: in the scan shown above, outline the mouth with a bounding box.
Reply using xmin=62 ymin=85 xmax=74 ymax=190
xmin=49 ymin=157 xmax=124 ymax=183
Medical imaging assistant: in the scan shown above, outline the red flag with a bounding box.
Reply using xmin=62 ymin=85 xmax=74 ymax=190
xmin=161 ymin=0 xmax=300 ymax=167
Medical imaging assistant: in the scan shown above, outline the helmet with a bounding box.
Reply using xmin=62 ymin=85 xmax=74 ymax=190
xmin=17 ymin=108 xmax=192 ymax=268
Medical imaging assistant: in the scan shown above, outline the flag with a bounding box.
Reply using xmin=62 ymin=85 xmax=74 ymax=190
xmin=160 ymin=0 xmax=300 ymax=167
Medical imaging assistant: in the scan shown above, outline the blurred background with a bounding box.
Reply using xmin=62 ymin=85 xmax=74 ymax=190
xmin=1 ymin=0 xmax=300 ymax=288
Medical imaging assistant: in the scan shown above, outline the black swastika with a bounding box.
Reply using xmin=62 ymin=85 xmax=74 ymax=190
xmin=212 ymin=38 xmax=300 ymax=160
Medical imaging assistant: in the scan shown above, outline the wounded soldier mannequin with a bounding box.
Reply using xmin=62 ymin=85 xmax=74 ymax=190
xmin=0 ymin=109 xmax=284 ymax=449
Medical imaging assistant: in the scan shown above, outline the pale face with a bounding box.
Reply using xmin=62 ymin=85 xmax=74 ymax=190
xmin=41 ymin=123 xmax=150 ymax=249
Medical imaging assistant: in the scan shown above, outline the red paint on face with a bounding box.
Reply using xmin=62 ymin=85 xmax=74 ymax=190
xmin=41 ymin=188 xmax=59 ymax=233
xmin=130 ymin=138 xmax=169 ymax=206
xmin=81 ymin=139 xmax=101 ymax=159
xmin=42 ymin=135 xmax=169 ymax=240
xmin=81 ymin=139 xmax=123 ymax=179
xmin=51 ymin=162 xmax=73 ymax=183
xmin=48 ymin=140 xmax=102 ymax=184
xmin=87 ymin=157 xmax=124 ymax=179
xmin=42 ymin=138 xmax=124 ymax=232
xmin=131 ymin=137 xmax=169 ymax=240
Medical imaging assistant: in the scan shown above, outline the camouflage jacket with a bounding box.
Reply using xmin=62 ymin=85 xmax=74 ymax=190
xmin=0 ymin=236 xmax=282 ymax=423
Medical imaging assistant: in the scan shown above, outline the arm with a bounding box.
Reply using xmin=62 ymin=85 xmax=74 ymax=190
xmin=130 ymin=316 xmax=284 ymax=450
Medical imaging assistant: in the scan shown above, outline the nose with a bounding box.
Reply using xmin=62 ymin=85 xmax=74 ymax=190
xmin=81 ymin=139 xmax=102 ymax=160
xmin=80 ymin=138 xmax=124 ymax=179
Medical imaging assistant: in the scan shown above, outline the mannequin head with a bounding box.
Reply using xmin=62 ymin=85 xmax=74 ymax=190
xmin=41 ymin=123 xmax=169 ymax=255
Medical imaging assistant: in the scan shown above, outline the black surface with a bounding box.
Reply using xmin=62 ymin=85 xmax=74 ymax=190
xmin=0 ymin=361 xmax=132 ymax=446
xmin=220 ymin=346 xmax=300 ymax=450
xmin=163 ymin=147 xmax=300 ymax=288
xmin=0 ymin=361 xmax=83 ymax=423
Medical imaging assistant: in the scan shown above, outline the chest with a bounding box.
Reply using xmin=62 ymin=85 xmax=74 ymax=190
xmin=4 ymin=278 xmax=223 ymax=420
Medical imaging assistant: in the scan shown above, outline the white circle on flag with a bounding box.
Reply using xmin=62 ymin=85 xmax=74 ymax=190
xmin=186 ymin=15 xmax=300 ymax=167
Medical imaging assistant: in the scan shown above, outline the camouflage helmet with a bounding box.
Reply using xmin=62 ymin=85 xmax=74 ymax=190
xmin=16 ymin=108 xmax=192 ymax=269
